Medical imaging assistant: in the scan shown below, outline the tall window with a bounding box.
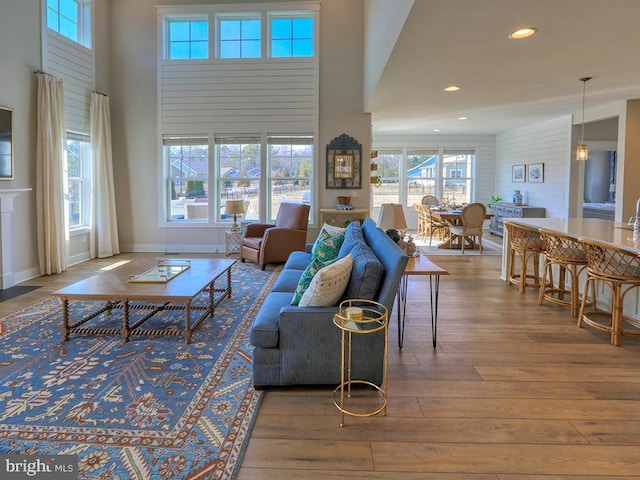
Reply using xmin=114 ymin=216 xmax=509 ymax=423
xmin=371 ymin=151 xmax=401 ymax=208
xmin=216 ymin=137 xmax=261 ymax=224
xmin=66 ymin=133 xmax=91 ymax=229
xmin=268 ymin=136 xmax=313 ymax=220
xmin=168 ymin=19 xmax=209 ymax=59
xmin=407 ymin=149 xmax=438 ymax=207
xmin=218 ymin=17 xmax=261 ymax=58
xmin=441 ymin=149 xmax=474 ymax=205
xmin=165 ymin=136 xmax=209 ymax=221
xmin=270 ymin=15 xmax=314 ymax=57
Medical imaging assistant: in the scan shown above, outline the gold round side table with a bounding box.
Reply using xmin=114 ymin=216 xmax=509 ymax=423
xmin=332 ymin=299 xmax=388 ymax=427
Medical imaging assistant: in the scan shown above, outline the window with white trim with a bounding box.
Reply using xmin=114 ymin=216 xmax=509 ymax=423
xmin=269 ymin=14 xmax=314 ymax=57
xmin=268 ymin=135 xmax=313 ymax=220
xmin=407 ymin=149 xmax=438 ymax=207
xmin=46 ymin=0 xmax=91 ymax=47
xmin=442 ymin=150 xmax=474 ymax=205
xmin=371 ymin=150 xmax=401 ymax=208
xmin=216 ymin=136 xmax=261 ymax=224
xmin=217 ymin=16 xmax=261 ymax=58
xmin=164 ymin=135 xmax=210 ymax=221
xmin=66 ymin=132 xmax=91 ymax=229
xmin=167 ymin=19 xmax=209 ymax=59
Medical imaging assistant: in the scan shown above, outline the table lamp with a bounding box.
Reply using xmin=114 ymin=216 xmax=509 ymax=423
xmin=377 ymin=203 xmax=407 ymax=243
xmin=225 ymin=199 xmax=244 ymax=231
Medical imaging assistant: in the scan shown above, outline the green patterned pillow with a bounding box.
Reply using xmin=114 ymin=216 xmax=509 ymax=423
xmin=291 ymin=256 xmax=337 ymax=305
xmin=311 ymin=229 xmax=345 ymax=262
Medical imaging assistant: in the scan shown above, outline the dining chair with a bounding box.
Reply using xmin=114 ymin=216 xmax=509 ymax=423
xmin=448 ymin=202 xmax=486 ymax=254
xmin=426 ymin=207 xmax=450 ymax=246
xmin=421 ymin=195 xmax=440 ymax=206
xmin=413 ymin=204 xmax=428 ymax=240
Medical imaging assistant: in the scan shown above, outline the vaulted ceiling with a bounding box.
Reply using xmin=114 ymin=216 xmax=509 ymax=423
xmin=367 ymin=0 xmax=640 ymax=136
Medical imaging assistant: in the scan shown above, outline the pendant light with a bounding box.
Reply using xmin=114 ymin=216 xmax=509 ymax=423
xmin=576 ymin=76 xmax=592 ymax=161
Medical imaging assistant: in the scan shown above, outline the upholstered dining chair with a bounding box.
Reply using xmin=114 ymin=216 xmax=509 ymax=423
xmin=421 ymin=195 xmax=440 ymax=206
xmin=240 ymin=202 xmax=310 ymax=270
xmin=448 ymin=202 xmax=486 ymax=254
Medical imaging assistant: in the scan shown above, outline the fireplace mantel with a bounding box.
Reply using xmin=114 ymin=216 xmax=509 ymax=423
xmin=0 ymin=188 xmax=32 ymax=289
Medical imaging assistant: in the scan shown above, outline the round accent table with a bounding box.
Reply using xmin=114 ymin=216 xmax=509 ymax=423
xmin=332 ymin=299 xmax=388 ymax=427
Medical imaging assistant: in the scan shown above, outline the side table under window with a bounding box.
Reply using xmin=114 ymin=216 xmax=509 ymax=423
xmin=332 ymin=299 xmax=388 ymax=427
xmin=225 ymin=230 xmax=242 ymax=256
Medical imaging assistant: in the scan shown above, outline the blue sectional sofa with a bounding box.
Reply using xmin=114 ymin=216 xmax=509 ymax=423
xmin=249 ymin=218 xmax=409 ymax=387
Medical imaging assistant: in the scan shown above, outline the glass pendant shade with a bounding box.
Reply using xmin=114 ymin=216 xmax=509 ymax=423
xmin=576 ymin=77 xmax=592 ymax=161
xmin=576 ymin=144 xmax=588 ymax=161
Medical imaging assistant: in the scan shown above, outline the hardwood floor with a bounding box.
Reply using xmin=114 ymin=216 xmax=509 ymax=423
xmin=239 ymin=253 xmax=640 ymax=479
xmin=3 ymin=252 xmax=640 ymax=478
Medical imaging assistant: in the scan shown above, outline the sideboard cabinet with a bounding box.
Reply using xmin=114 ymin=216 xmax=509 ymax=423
xmin=489 ymin=204 xmax=545 ymax=236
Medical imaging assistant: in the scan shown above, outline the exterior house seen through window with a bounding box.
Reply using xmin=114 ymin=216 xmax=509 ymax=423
xmin=168 ymin=20 xmax=209 ymax=59
xmin=371 ymin=148 xmax=476 ymax=208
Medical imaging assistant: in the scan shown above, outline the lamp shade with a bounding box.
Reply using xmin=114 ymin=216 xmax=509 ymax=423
xmin=225 ymin=199 xmax=244 ymax=231
xmin=377 ymin=203 xmax=407 ymax=231
xmin=224 ymin=199 xmax=245 ymax=215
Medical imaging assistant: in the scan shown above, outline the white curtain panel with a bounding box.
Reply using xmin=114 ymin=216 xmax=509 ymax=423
xmin=90 ymin=93 xmax=120 ymax=258
xmin=36 ymin=72 xmax=68 ymax=275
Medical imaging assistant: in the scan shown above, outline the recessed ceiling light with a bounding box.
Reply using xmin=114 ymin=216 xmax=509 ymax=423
xmin=457 ymin=116 xmax=467 ymax=121
xmin=433 ymin=129 xmax=441 ymax=132
xmin=509 ymin=27 xmax=537 ymax=39
xmin=444 ymin=85 xmax=460 ymax=92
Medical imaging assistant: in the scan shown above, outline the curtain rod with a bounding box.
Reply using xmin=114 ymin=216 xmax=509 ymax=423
xmin=94 ymin=91 xmax=107 ymax=97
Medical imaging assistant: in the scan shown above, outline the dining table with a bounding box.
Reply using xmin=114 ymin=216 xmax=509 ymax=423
xmin=430 ymin=208 xmax=494 ymax=249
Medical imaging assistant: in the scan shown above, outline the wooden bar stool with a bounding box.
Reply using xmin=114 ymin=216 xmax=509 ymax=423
xmin=577 ymin=239 xmax=640 ymax=346
xmin=538 ymin=229 xmax=592 ymax=317
xmin=505 ymin=222 xmax=544 ymax=294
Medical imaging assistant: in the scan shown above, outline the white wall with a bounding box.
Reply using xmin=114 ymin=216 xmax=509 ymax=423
xmin=496 ymin=116 xmax=573 ymax=219
xmin=0 ymin=1 xmax=53 ymax=283
xmin=109 ymin=0 xmax=371 ymax=252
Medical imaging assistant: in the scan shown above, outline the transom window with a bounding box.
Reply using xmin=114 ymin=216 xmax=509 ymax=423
xmin=46 ymin=0 xmax=90 ymax=47
xmin=270 ymin=16 xmax=314 ymax=57
xmin=218 ymin=17 xmax=261 ymax=58
xmin=47 ymin=0 xmax=79 ymax=42
xmin=168 ymin=20 xmax=209 ymax=59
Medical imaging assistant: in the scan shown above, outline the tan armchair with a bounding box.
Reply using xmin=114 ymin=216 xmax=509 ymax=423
xmin=240 ymin=202 xmax=310 ymax=270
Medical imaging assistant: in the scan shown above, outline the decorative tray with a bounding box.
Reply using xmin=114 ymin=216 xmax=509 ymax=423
xmin=128 ymin=260 xmax=191 ymax=283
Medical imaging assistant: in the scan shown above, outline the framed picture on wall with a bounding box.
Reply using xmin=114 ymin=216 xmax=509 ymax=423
xmin=512 ymin=164 xmax=525 ymax=183
xmin=528 ymin=163 xmax=544 ymax=183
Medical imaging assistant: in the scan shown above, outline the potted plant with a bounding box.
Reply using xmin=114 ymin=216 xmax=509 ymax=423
xmin=486 ymin=195 xmax=502 ymax=211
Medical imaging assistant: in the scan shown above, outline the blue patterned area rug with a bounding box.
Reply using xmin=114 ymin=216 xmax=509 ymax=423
xmin=0 ymin=262 xmax=278 ymax=479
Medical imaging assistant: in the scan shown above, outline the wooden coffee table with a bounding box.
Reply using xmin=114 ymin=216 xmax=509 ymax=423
xmin=52 ymin=258 xmax=236 ymax=344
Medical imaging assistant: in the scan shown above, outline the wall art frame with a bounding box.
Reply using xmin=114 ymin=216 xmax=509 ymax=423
xmin=0 ymin=105 xmax=14 ymax=180
xmin=512 ymin=164 xmax=525 ymax=183
xmin=326 ymin=133 xmax=362 ymax=189
xmin=528 ymin=162 xmax=544 ymax=183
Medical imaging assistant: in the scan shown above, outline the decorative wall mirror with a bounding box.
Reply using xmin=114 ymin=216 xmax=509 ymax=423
xmin=326 ymin=133 xmax=362 ymax=189
xmin=0 ymin=106 xmax=14 ymax=180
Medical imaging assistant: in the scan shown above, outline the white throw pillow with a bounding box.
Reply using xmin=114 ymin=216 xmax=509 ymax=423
xmin=298 ymin=253 xmax=353 ymax=307
xmin=320 ymin=223 xmax=347 ymax=237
